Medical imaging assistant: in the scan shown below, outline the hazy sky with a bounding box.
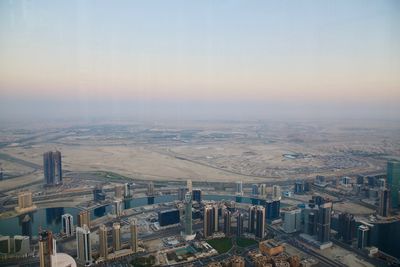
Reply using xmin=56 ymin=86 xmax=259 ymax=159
xmin=0 ymin=0 xmax=399 ymax=121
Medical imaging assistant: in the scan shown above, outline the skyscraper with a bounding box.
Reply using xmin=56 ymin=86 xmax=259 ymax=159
xmin=39 ymin=230 xmax=54 ymax=267
xmin=223 ymin=210 xmax=231 ymax=236
xmin=115 ymin=185 xmax=124 ymax=199
xmin=15 ymin=191 xmax=36 ymax=213
xmin=178 ymin=187 xmax=188 ymax=201
xmin=236 ymin=181 xmax=243 ymax=196
xmin=98 ymin=224 xmax=108 ymax=259
xmin=255 ymin=206 xmax=266 ymax=239
xmin=203 ymin=205 xmax=213 ymax=238
xmin=316 ymin=202 xmax=332 ymax=243
xmin=236 ymin=213 xmax=244 ymax=237
xmin=184 ymin=192 xmax=193 ymax=236
xmin=112 ymin=222 xmax=121 ymax=251
xmin=252 ymin=184 xmax=259 ymax=195
xmin=130 ymin=220 xmax=138 ymax=253
xmin=272 ymin=185 xmax=281 ymax=200
xmin=78 ymin=210 xmax=90 ymax=228
xmin=387 ymin=161 xmax=400 ymax=209
xmin=43 ymin=151 xmax=62 ymax=186
xmin=282 ymin=207 xmax=302 ymax=233
xmin=379 ymin=188 xmax=391 ymax=217
xmin=192 ymin=189 xmax=202 ymax=202
xmin=248 ymin=206 xmax=256 ymax=233
xmin=147 ymin=181 xmax=155 ymax=196
xmin=259 ymin=184 xmax=267 ymax=197
xmin=266 ymin=199 xmax=280 ymax=221
xmin=76 ymin=225 xmax=92 ymax=266
xmin=61 ymin=213 xmax=74 ymax=237
xmin=213 ymin=204 xmax=219 ymax=232
xmin=357 ymin=225 xmax=370 ymax=249
xmin=338 ymin=213 xmax=355 ymax=244
xmin=187 ymin=179 xmax=192 ymax=192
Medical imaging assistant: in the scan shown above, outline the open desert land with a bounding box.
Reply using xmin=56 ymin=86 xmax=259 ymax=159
xmin=0 ymin=120 xmax=399 ymax=184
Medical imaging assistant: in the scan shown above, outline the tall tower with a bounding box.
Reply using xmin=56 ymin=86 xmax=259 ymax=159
xmin=39 ymin=230 xmax=54 ymax=267
xmin=187 ymin=179 xmax=192 ymax=192
xmin=147 ymin=181 xmax=155 ymax=196
xmin=114 ymin=185 xmax=124 ymax=199
xmin=76 ymin=225 xmax=92 ymax=266
xmin=130 ymin=220 xmax=138 ymax=253
xmin=184 ymin=192 xmax=193 ymax=236
xmin=316 ymin=202 xmax=332 ymax=243
xmin=248 ymin=206 xmax=256 ymax=233
xmin=112 ymin=222 xmax=121 ymax=251
xmin=255 ymin=206 xmax=266 ymax=239
xmin=357 ymin=225 xmax=370 ymax=249
xmin=272 ymin=185 xmax=281 ymax=200
xmin=387 ymin=161 xmax=400 ymax=209
xmin=236 ymin=181 xmax=243 ymax=196
xmin=203 ymin=205 xmax=213 ymax=238
xmin=98 ymin=224 xmax=108 ymax=259
xmin=223 ymin=210 xmax=231 ymax=236
xmin=61 ymin=213 xmax=74 ymax=237
xmin=213 ymin=204 xmax=219 ymax=232
xmin=378 ymin=188 xmax=391 ymax=217
xmin=78 ymin=210 xmax=90 ymax=228
xmin=236 ymin=213 xmax=244 ymax=237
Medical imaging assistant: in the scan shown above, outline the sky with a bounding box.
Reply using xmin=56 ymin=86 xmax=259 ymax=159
xmin=0 ymin=0 xmax=399 ymax=121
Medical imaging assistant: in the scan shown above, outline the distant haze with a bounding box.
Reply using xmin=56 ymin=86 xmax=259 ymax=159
xmin=0 ymin=0 xmax=399 ymax=122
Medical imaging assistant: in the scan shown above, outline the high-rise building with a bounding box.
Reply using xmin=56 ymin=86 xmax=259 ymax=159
xmin=378 ymin=188 xmax=391 ymax=217
xmin=61 ymin=213 xmax=74 ymax=237
xmin=187 ymin=179 xmax=192 ymax=192
xmin=112 ymin=222 xmax=121 ymax=251
xmin=39 ymin=230 xmax=54 ymax=267
xmin=236 ymin=212 xmax=244 ymax=237
xmin=158 ymin=209 xmax=180 ymax=226
xmin=213 ymin=204 xmax=219 ymax=232
xmin=338 ymin=213 xmax=355 ymax=244
xmin=252 ymin=184 xmax=259 ymax=195
xmin=0 ymin=236 xmax=11 ymax=255
xmin=236 ymin=181 xmax=243 ymax=196
xmin=192 ymin=189 xmax=202 ymax=202
xmin=356 ymin=175 xmax=364 ymax=185
xmin=98 ymin=224 xmax=108 ymax=259
xmin=272 ymin=185 xmax=281 ymax=200
xmin=387 ymin=161 xmax=400 ymax=209
xmin=13 ymin=235 xmax=30 ymax=255
xmin=248 ymin=206 xmax=256 ymax=233
xmin=178 ymin=187 xmax=188 ymax=201
xmin=294 ymin=181 xmax=304 ymax=194
xmin=255 ymin=206 xmax=266 ymax=239
xmin=76 ymin=225 xmax=92 ymax=266
xmin=266 ymin=199 xmax=280 ymax=221
xmin=147 ymin=181 xmax=155 ymax=196
xmin=43 ymin=151 xmax=62 ymax=186
xmin=16 ymin=191 xmax=36 ymax=212
xmin=123 ymin=183 xmax=131 ymax=198
xmin=316 ymin=202 xmax=332 ymax=243
xmin=223 ymin=210 xmax=231 ymax=236
xmin=115 ymin=185 xmax=124 ymax=199
xmin=93 ymin=185 xmax=106 ymax=202
xmin=114 ymin=200 xmax=123 ymax=217
xmin=130 ymin=220 xmax=138 ymax=253
xmin=282 ymin=207 xmax=302 ymax=233
xmin=77 ymin=210 xmax=90 ymax=228
xmin=259 ymin=184 xmax=267 ymax=196
xmin=184 ymin=192 xmax=193 ymax=236
xmin=357 ymin=225 xmax=370 ymax=249
xmin=203 ymin=205 xmax=213 ymax=238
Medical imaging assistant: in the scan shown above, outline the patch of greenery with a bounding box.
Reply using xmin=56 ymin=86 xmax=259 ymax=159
xmin=236 ymin=237 xmax=257 ymax=248
xmin=207 ymin=238 xmax=233 ymax=254
xmin=131 ymin=255 xmax=156 ymax=267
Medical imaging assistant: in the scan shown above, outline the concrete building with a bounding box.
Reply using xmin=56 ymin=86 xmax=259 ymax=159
xmin=259 ymin=184 xmax=267 ymax=197
xmin=223 ymin=210 xmax=232 ymax=236
xmin=387 ymin=161 xmax=400 ymax=209
xmin=98 ymin=224 xmax=108 ymax=259
xmin=130 ymin=220 xmax=138 ymax=253
xmin=76 ymin=225 xmax=92 ymax=266
xmin=114 ymin=200 xmax=123 ymax=217
xmin=13 ymin=235 xmax=30 ymax=255
xmin=236 ymin=181 xmax=243 ymax=196
xmin=187 ymin=179 xmax=192 ymax=193
xmin=114 ymin=185 xmax=124 ymax=199
xmin=184 ymin=192 xmax=193 ymax=237
xmin=147 ymin=181 xmax=155 ymax=196
xmin=61 ymin=213 xmax=74 ymax=237
xmin=272 ymin=185 xmax=281 ymax=200
xmin=39 ymin=230 xmax=55 ymax=267
xmin=255 ymin=206 xmax=266 ymax=239
xmin=15 ymin=191 xmax=36 ymax=213
xmin=77 ymin=210 xmax=90 ymax=228
xmin=259 ymin=239 xmax=284 ymax=256
xmin=112 ymin=223 xmax=121 ymax=251
xmin=0 ymin=236 xmax=11 ymax=254
xmin=123 ymin=183 xmax=131 ymax=198
xmin=282 ymin=207 xmax=302 ymax=233
xmin=43 ymin=151 xmax=62 ymax=186
xmin=378 ymin=188 xmax=391 ymax=217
